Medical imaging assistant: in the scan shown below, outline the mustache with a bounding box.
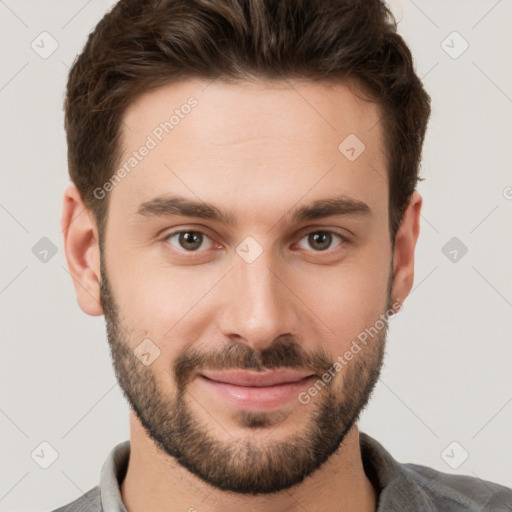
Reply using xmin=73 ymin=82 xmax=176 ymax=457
xmin=173 ymin=334 xmax=334 ymax=390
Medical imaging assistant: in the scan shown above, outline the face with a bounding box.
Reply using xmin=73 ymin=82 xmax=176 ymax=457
xmin=99 ymin=78 xmax=395 ymax=494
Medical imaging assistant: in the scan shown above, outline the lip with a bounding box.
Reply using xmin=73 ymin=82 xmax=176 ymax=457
xmin=200 ymin=369 xmax=315 ymax=387
xmin=197 ymin=370 xmax=316 ymax=412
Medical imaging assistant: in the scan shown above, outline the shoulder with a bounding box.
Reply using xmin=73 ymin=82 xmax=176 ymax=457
xmin=359 ymin=432 xmax=512 ymax=511
xmin=50 ymin=485 xmax=101 ymax=512
xmin=401 ymin=462 xmax=512 ymax=511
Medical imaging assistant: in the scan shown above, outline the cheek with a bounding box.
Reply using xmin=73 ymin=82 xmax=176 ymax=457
xmin=110 ymin=259 xmax=216 ymax=357
xmin=300 ymin=273 xmax=387 ymax=341
xmin=293 ymin=247 xmax=391 ymax=350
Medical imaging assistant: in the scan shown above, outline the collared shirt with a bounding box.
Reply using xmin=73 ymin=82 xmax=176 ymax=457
xmin=52 ymin=432 xmax=512 ymax=511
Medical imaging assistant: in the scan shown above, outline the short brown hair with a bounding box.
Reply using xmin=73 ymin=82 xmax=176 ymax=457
xmin=65 ymin=0 xmax=431 ymax=244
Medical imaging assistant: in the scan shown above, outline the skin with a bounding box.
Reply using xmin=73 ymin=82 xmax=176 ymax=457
xmin=61 ymin=78 xmax=422 ymax=512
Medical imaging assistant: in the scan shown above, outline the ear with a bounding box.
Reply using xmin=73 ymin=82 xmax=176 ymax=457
xmin=61 ymin=184 xmax=104 ymax=316
xmin=390 ymin=191 xmax=422 ymax=309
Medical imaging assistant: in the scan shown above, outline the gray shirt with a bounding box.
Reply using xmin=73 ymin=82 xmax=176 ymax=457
xmin=52 ymin=432 xmax=512 ymax=511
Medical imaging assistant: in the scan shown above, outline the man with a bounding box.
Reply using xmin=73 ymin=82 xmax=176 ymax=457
xmin=56 ymin=0 xmax=512 ymax=510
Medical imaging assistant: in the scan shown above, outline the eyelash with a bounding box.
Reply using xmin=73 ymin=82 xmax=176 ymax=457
xmin=162 ymin=228 xmax=349 ymax=256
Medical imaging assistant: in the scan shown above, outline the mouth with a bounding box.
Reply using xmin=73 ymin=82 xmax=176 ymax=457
xmin=196 ymin=369 xmax=316 ymax=412
xmin=200 ymin=368 xmax=315 ymax=386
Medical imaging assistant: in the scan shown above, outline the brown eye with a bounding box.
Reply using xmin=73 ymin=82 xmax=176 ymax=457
xmin=297 ymin=231 xmax=345 ymax=252
xmin=308 ymin=232 xmax=332 ymax=251
xmin=166 ymin=231 xmax=211 ymax=251
xmin=179 ymin=231 xmax=203 ymax=250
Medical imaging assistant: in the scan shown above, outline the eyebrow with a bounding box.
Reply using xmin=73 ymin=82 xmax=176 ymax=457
xmin=135 ymin=194 xmax=371 ymax=225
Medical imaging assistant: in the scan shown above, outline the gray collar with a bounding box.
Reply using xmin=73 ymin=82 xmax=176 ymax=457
xmin=99 ymin=440 xmax=130 ymax=512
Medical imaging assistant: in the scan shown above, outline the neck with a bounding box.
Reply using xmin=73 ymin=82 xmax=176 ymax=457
xmin=120 ymin=412 xmax=377 ymax=512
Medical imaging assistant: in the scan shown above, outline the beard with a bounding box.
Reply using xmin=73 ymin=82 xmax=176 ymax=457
xmin=100 ymin=254 xmax=390 ymax=495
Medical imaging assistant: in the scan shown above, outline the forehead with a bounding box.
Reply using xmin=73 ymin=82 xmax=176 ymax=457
xmin=122 ymin=78 xmax=384 ymax=150
xmin=109 ymin=78 xmax=387 ymax=225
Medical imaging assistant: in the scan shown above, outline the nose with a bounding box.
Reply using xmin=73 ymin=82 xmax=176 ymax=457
xmin=217 ymin=246 xmax=299 ymax=352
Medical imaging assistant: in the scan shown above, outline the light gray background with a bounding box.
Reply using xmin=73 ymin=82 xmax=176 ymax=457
xmin=1 ymin=1 xmax=511 ymax=511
